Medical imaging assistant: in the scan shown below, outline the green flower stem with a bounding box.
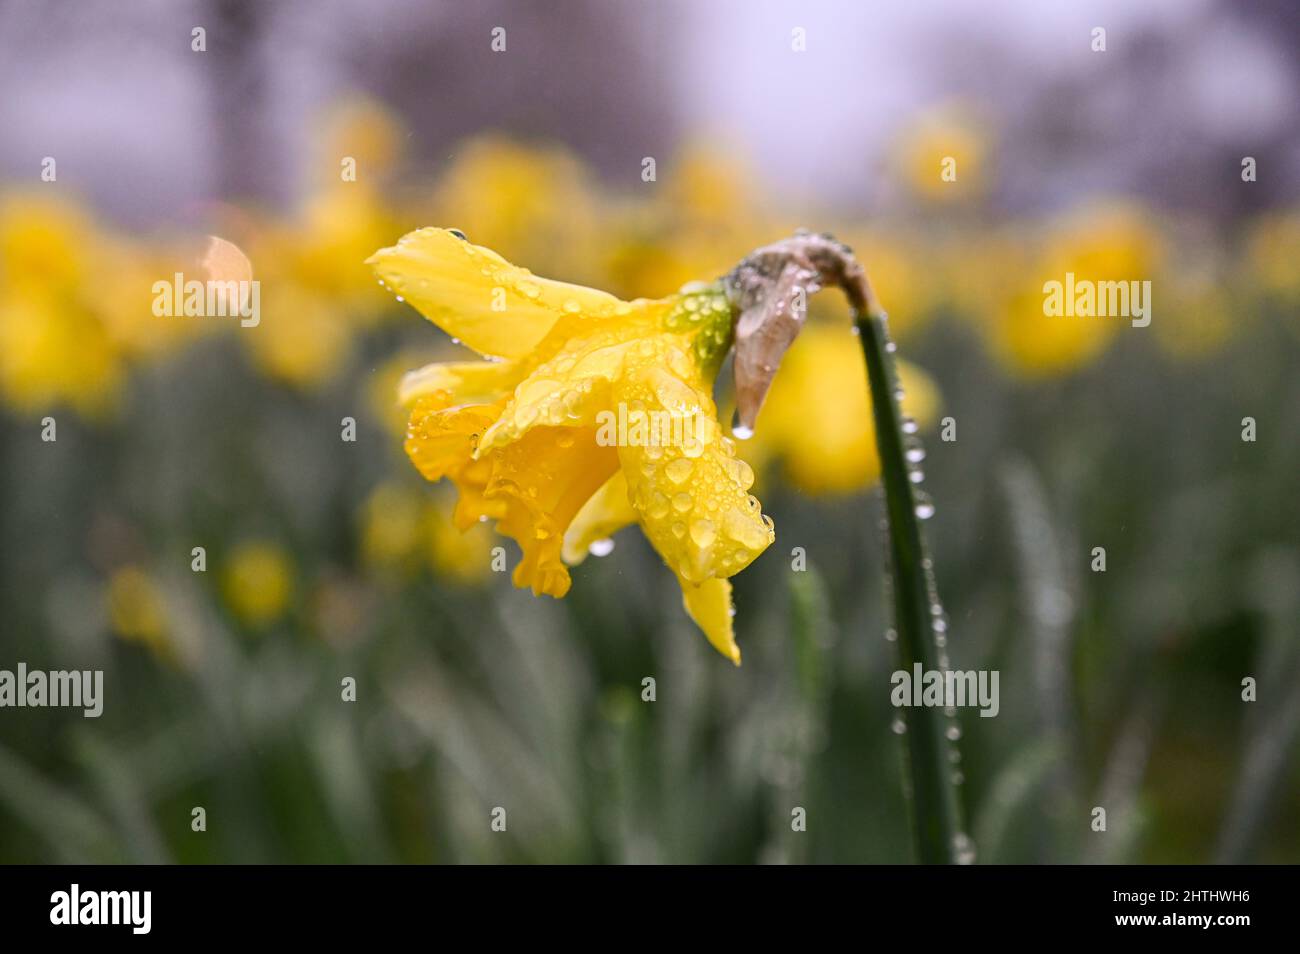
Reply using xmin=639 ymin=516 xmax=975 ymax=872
xmin=853 ymin=299 xmax=966 ymax=864
xmin=722 ymin=232 xmax=968 ymax=861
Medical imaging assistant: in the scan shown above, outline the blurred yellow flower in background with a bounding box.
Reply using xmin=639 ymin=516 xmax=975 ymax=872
xmin=828 ymin=231 xmax=933 ymax=342
xmin=0 ymin=192 xmax=92 ymax=288
xmin=748 ymin=322 xmax=940 ymax=495
xmin=603 ymin=141 xmax=767 ymax=299
xmin=426 ymin=501 xmax=493 ymax=585
xmin=894 ymin=104 xmax=989 ymax=202
xmin=0 ymin=194 xmax=224 ymax=417
xmin=360 ymin=482 xmax=426 ymax=572
xmin=1246 ymin=210 xmax=1300 ymax=315
xmin=0 ymin=195 xmax=126 ymax=415
xmin=0 ymin=284 xmax=124 ymax=417
xmin=221 ymin=541 xmax=294 ymax=627
xmin=1 ymin=118 xmax=1255 ymax=429
xmin=359 ymin=480 xmax=492 ymax=585
xmin=107 ymin=566 xmax=170 ymax=657
xmin=288 ymin=187 xmax=400 ymax=315
xmin=243 ymin=282 xmax=353 ymax=389
xmin=312 ymin=97 xmax=406 ymax=189
xmin=428 ymin=137 xmax=601 ymax=284
xmin=989 ymin=201 xmax=1162 ymax=376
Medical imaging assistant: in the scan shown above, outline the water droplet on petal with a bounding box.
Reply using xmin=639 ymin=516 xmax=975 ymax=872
xmin=689 ymin=517 xmax=717 ymax=548
xmin=665 ymin=458 xmax=693 ymax=485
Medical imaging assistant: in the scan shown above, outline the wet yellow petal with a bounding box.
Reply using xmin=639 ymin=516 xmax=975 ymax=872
xmin=484 ymin=427 xmax=619 ymax=597
xmin=405 ymin=392 xmax=503 ymax=483
xmin=615 ymin=351 xmax=774 ymax=586
xmin=681 ymin=577 xmax=740 ymax=665
xmin=398 ymin=357 xmax=525 ymax=406
xmin=367 ymin=227 xmax=625 ymax=359
xmin=405 ymin=393 xmax=509 ymax=530
xmin=476 ymin=314 xmax=663 ymax=454
xmin=562 ymin=470 xmax=637 ymax=565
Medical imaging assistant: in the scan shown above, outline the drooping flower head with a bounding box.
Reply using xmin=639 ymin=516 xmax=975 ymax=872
xmin=368 ymin=228 xmax=775 ymax=662
xmin=369 ymin=228 xmax=938 ymax=663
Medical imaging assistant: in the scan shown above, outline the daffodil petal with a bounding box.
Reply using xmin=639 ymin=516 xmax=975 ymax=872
xmin=475 ymin=313 xmax=675 ymax=454
xmin=562 ymin=470 xmax=637 ymax=565
xmin=484 ymin=427 xmax=620 ymax=597
xmin=681 ymin=577 xmax=741 ymax=665
xmin=404 ymin=393 xmax=509 ymax=529
xmin=367 ymin=227 xmax=625 ymax=360
xmin=398 ymin=357 xmax=524 ymax=406
xmin=615 ymin=360 xmax=774 ymax=586
xmin=404 ymin=392 xmax=502 ymax=483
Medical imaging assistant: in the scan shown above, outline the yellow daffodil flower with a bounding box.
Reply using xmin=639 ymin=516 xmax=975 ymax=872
xmin=369 ymin=228 xmax=776 ymax=663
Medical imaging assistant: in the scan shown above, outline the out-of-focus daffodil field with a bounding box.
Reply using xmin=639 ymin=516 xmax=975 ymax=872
xmin=2 ymin=0 xmax=1299 ymax=864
